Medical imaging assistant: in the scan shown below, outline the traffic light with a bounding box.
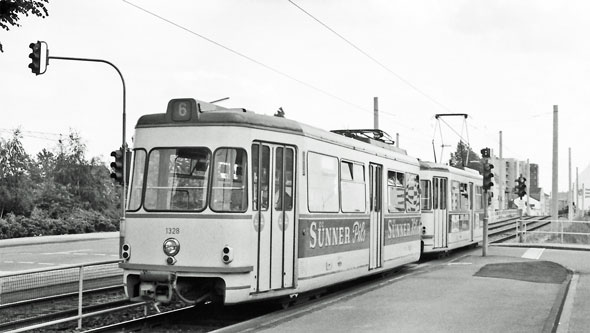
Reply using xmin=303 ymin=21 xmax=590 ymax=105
xmin=516 ymin=176 xmax=527 ymax=199
xmin=28 ymin=41 xmax=47 ymax=75
xmin=482 ymin=161 xmax=494 ymax=191
xmin=480 ymin=147 xmax=491 ymax=158
xmin=110 ymin=148 xmax=124 ymax=185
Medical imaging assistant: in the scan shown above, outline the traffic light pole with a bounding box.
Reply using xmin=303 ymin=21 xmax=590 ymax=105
xmin=48 ymin=56 xmax=127 ymax=219
xmin=480 ymin=151 xmax=493 ymax=257
xmin=483 ymin=185 xmax=489 ymax=257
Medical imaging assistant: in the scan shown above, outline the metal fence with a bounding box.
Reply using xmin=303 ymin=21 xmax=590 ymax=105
xmin=0 ymin=260 xmax=122 ymax=306
xmin=516 ymin=218 xmax=590 ymax=246
xmin=0 ymin=260 xmax=125 ymax=331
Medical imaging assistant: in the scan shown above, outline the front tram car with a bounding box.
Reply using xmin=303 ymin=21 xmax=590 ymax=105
xmin=120 ymin=98 xmax=422 ymax=306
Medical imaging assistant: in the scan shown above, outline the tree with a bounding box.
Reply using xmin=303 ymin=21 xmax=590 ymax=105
xmin=449 ymin=141 xmax=482 ymax=173
xmin=0 ymin=0 xmax=49 ymax=52
xmin=0 ymin=129 xmax=35 ymax=217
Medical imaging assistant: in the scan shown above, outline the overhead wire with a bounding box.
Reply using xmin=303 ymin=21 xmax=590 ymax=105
xmin=287 ymin=0 xmax=464 ymax=156
xmin=123 ymin=0 xmax=386 ymax=118
xmin=287 ymin=0 xmax=455 ymax=114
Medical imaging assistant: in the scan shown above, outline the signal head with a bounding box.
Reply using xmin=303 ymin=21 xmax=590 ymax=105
xmin=109 ymin=149 xmax=125 ymax=185
xmin=27 ymin=41 xmax=44 ymax=75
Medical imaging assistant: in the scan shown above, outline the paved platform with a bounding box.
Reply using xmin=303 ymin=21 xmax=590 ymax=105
xmin=219 ymin=246 xmax=590 ymax=333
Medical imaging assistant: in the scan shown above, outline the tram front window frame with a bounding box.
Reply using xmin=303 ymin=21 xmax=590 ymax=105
xmin=136 ymin=147 xmax=249 ymax=213
xmin=143 ymin=147 xmax=212 ymax=212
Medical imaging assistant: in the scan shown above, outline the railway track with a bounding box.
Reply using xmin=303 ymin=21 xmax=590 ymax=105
xmin=83 ymin=263 xmax=426 ymax=332
xmin=490 ymin=215 xmax=551 ymax=243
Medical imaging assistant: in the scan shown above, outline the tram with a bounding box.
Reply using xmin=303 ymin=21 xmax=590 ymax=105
xmin=119 ymin=98 xmax=422 ymax=306
xmin=418 ymin=161 xmax=484 ymax=256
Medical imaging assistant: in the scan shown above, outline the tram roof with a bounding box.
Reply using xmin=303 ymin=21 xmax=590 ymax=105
xmin=136 ymin=99 xmax=413 ymax=160
xmin=419 ymin=160 xmax=482 ymax=177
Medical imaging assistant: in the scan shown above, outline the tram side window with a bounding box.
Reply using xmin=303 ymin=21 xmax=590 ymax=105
xmin=440 ymin=178 xmax=448 ymax=210
xmin=433 ymin=178 xmax=439 ymax=210
xmin=420 ymin=179 xmax=432 ymax=211
xmin=451 ymin=181 xmax=460 ymax=211
xmin=451 ymin=181 xmax=469 ymax=211
xmin=274 ymin=147 xmax=294 ymax=211
xmin=144 ymin=148 xmax=211 ymax=211
xmin=387 ymin=171 xmax=405 ymax=212
xmin=405 ymin=173 xmax=420 ymax=212
xmin=252 ymin=144 xmax=270 ymax=211
xmin=210 ymin=148 xmax=248 ymax=212
xmin=474 ymin=185 xmax=483 ymax=210
xmin=128 ymin=149 xmax=146 ymax=211
xmin=307 ymin=152 xmax=339 ymax=212
xmin=341 ymin=161 xmax=366 ymax=213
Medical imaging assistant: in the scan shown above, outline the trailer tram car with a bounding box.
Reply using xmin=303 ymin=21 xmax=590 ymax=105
xmin=418 ymin=161 xmax=484 ymax=256
xmin=120 ymin=98 xmax=422 ymax=306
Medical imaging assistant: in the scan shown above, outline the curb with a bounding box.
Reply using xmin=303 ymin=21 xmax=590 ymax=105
xmin=542 ymin=268 xmax=573 ymax=333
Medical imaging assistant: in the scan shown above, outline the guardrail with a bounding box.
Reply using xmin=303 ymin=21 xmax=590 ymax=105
xmin=0 ymin=260 xmax=123 ymax=330
xmin=516 ymin=218 xmax=590 ymax=246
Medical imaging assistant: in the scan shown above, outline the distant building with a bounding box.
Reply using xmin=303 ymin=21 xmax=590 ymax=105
xmin=488 ymin=152 xmax=542 ymax=211
xmin=529 ymin=163 xmax=542 ymax=201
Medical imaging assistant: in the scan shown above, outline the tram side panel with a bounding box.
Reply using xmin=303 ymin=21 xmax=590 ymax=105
xmin=294 ymin=136 xmax=421 ymax=292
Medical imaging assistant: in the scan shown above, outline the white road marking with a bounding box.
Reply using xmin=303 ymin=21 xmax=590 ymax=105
xmin=521 ymin=248 xmax=545 ymax=260
xmin=38 ymin=263 xmax=55 ymax=266
xmin=448 ymin=262 xmax=473 ymax=265
xmin=17 ymin=261 xmax=35 ymax=264
xmin=3 ymin=261 xmax=14 ymax=264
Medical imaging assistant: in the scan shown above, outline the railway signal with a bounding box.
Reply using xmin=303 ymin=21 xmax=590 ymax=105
xmin=516 ymin=176 xmax=527 ymax=199
xmin=28 ymin=41 xmax=47 ymax=75
xmin=482 ymin=160 xmax=494 ymax=191
xmin=110 ymin=148 xmax=124 ymax=185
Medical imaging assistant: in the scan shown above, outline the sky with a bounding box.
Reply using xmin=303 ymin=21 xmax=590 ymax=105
xmin=1 ymin=0 xmax=590 ymax=193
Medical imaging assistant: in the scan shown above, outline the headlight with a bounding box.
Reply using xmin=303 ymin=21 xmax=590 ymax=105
xmin=163 ymin=238 xmax=180 ymax=257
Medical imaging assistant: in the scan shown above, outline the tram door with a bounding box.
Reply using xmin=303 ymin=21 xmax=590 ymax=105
xmin=469 ymin=182 xmax=474 ymax=241
xmin=433 ymin=177 xmax=448 ymax=248
xmin=369 ymin=164 xmax=383 ymax=270
xmin=252 ymin=142 xmax=296 ymax=293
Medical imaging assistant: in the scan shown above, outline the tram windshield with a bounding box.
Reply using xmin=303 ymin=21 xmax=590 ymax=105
xmin=131 ymin=147 xmax=248 ymax=212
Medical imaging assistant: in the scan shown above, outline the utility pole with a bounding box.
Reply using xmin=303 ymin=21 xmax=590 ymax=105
xmin=551 ymin=106 xmax=559 ymax=222
xmin=583 ymin=183 xmax=585 ymax=216
xmin=373 ymin=97 xmax=379 ymax=130
xmin=569 ymin=148 xmax=573 ymax=221
xmin=499 ymin=131 xmax=504 ymax=210
xmin=526 ymin=158 xmax=530 ymax=216
xmin=396 ymin=133 xmax=399 ymax=148
xmin=574 ymin=167 xmax=580 ymax=211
